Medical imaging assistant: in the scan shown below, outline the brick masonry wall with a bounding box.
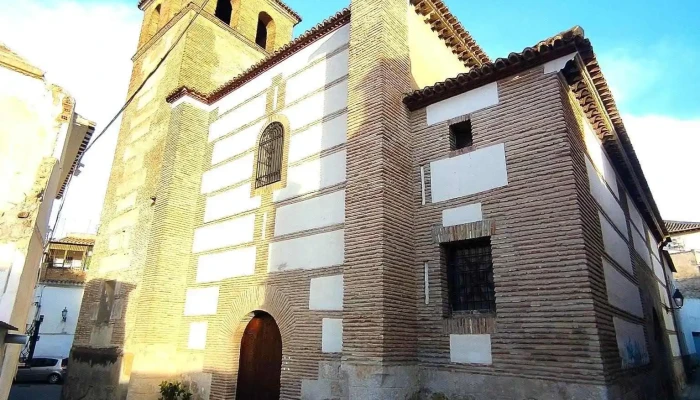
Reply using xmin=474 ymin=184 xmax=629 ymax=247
xmin=343 ymin=0 xmax=418 ymax=368
xmin=561 ymin=75 xmax=683 ymax=399
xmin=410 ymin=66 xmax=607 ymax=384
xmin=183 ymin=45 xmax=350 ymax=399
xmin=40 ymin=267 xmax=86 ymax=285
xmin=66 ymin=5 xmax=282 ymax=400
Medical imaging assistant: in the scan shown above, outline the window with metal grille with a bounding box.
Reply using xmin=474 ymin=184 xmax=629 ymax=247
xmin=445 ymin=237 xmax=495 ymax=313
xmin=255 ymin=122 xmax=284 ymax=188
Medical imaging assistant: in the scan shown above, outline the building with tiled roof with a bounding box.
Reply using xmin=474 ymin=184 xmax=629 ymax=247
xmin=68 ymin=0 xmax=684 ymax=399
xmin=667 ymin=220 xmax=700 ymax=236
xmin=0 ymin=42 xmax=96 ymax=394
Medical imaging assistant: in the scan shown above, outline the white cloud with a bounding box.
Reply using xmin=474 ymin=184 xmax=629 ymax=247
xmin=597 ymin=50 xmax=661 ymax=106
xmin=624 ymin=114 xmax=700 ymax=222
xmin=0 ymin=0 xmax=142 ymax=237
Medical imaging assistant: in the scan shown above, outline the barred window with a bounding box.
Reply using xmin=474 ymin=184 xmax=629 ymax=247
xmin=445 ymin=237 xmax=495 ymax=313
xmin=255 ymin=122 xmax=284 ymax=188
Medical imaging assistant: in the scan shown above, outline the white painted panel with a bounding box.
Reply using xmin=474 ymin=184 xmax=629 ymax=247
xmin=613 ymin=317 xmax=649 ymax=369
xmin=275 ymin=191 xmax=344 ymax=236
xmin=188 ymin=322 xmax=208 ymax=350
xmin=586 ymin=159 xmax=627 ymax=237
xmin=184 ymin=287 xmax=219 ymax=316
xmin=209 ymin=95 xmax=266 ymax=142
xmin=116 ymin=192 xmax=137 ymax=212
xmin=647 ymin=227 xmax=660 ymax=255
xmin=449 ymin=334 xmax=492 ymax=365
xmin=288 ymin=113 xmax=347 ymax=164
xmin=670 ymin=334 xmax=681 ymax=357
xmin=285 ymin=80 xmax=348 ymax=130
xmin=273 ymin=150 xmax=346 ymax=202
xmin=200 ymin=154 xmax=254 ymax=194
xmin=322 ymin=318 xmax=343 ymax=353
xmin=192 ymin=215 xmax=255 ymax=253
xmin=442 ymin=203 xmax=482 ymax=227
xmin=309 ymin=275 xmax=343 ymax=311
xmin=603 ymin=259 xmax=643 ymax=318
xmin=627 ymin=194 xmax=645 ymax=235
xmin=632 ymin=227 xmax=652 ymax=268
xmin=211 ymin=121 xmax=264 ymax=164
xmin=286 ymin=49 xmax=349 ymax=104
xmin=653 ymin=256 xmax=665 ymax=283
xmin=583 ymin=117 xmax=619 ymax=199
xmin=268 ymin=230 xmax=344 ymax=272
xmin=430 ymin=143 xmax=508 ymax=203
xmin=543 ymin=53 xmax=576 ymax=74
xmin=426 ymin=82 xmax=499 ymax=126
xmin=214 ymin=25 xmax=350 ymax=114
xmin=204 ymin=185 xmax=260 ymax=223
xmin=658 ymin=283 xmax=676 ymax=331
xmin=599 ymin=212 xmax=633 ymax=274
xmin=196 ymin=247 xmax=256 ymax=283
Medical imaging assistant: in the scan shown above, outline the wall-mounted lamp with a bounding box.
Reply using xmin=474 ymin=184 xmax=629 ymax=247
xmin=671 ymin=289 xmax=684 ymax=309
xmin=61 ymin=307 xmax=68 ymax=322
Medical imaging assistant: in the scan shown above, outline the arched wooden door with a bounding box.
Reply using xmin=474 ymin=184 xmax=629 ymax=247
xmin=236 ymin=312 xmax=282 ymax=400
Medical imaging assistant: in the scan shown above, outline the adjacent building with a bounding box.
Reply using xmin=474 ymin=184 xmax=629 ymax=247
xmin=666 ymin=220 xmax=700 ymax=367
xmin=24 ymin=235 xmax=94 ymax=360
xmin=66 ymin=1 xmax=684 ymax=399
xmin=0 ymin=43 xmax=94 ymax=398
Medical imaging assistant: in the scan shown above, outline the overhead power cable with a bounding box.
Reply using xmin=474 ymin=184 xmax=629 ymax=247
xmin=49 ymin=0 xmax=214 ymax=242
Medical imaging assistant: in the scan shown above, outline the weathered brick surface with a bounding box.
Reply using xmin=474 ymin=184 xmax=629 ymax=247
xmin=562 ymin=73 xmax=684 ymax=398
xmin=67 ymin=1 xmax=686 ymax=399
xmin=343 ymin=0 xmax=417 ymax=366
xmin=66 ymin=3 xmax=291 ymax=399
xmin=411 ymin=67 xmax=605 ymax=384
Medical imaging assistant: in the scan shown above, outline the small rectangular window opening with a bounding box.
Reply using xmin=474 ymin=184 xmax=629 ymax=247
xmin=96 ymin=280 xmax=116 ymax=324
xmin=444 ymin=237 xmax=495 ymax=313
xmin=449 ymin=119 xmax=473 ymax=150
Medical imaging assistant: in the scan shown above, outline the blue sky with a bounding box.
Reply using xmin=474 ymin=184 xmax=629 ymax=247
xmin=287 ymin=0 xmax=700 ymax=118
xmin=1 ymin=0 xmax=697 ymax=236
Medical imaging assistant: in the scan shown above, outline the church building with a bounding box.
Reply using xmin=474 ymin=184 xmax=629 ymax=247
xmin=66 ymin=0 xmax=686 ymax=399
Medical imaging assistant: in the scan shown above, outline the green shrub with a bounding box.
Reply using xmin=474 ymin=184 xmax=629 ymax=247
xmin=158 ymin=381 xmax=192 ymax=400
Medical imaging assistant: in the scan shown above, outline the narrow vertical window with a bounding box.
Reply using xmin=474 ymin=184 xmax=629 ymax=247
xmin=215 ymin=0 xmax=233 ymax=25
xmin=444 ymin=237 xmax=495 ymax=313
xmin=256 ymin=12 xmax=276 ymax=51
xmin=449 ymin=119 xmax=473 ymax=150
xmin=147 ymin=4 xmax=161 ymax=39
xmin=96 ymin=280 xmax=116 ymax=324
xmin=255 ymin=122 xmax=284 ymax=188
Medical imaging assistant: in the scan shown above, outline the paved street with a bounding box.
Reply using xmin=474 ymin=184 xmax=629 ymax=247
xmin=9 ymin=383 xmax=61 ymax=400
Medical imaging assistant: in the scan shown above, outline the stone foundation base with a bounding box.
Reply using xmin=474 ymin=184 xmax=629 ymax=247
xmin=303 ymin=362 xmax=668 ymax=400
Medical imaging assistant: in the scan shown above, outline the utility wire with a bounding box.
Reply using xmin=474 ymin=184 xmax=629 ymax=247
xmin=49 ymin=0 xmax=213 ymax=242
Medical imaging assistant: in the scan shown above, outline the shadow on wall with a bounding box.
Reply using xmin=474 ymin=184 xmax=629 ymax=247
xmin=61 ymin=279 xmax=135 ymax=400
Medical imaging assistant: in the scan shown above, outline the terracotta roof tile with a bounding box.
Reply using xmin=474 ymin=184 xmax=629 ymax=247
xmin=410 ymin=0 xmax=489 ymax=67
xmin=57 ymin=118 xmax=95 ymax=199
xmin=53 ymin=236 xmax=96 ymax=246
xmin=666 ymin=220 xmax=700 ymax=235
xmin=404 ymin=26 xmax=669 ymax=242
xmin=167 ymin=8 xmax=351 ymax=105
xmin=404 ymin=26 xmax=586 ymax=110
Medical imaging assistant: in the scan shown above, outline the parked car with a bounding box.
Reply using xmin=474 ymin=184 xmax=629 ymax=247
xmin=15 ymin=357 xmax=67 ymax=384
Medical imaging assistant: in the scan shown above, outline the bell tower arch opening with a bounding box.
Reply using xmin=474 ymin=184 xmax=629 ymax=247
xmin=256 ymin=11 xmax=276 ymax=51
xmin=214 ymin=0 xmax=232 ymax=25
xmin=236 ymin=311 xmax=282 ymax=400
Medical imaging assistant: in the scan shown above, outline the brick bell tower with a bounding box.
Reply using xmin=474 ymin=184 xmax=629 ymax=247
xmin=65 ymin=1 xmax=299 ymax=399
